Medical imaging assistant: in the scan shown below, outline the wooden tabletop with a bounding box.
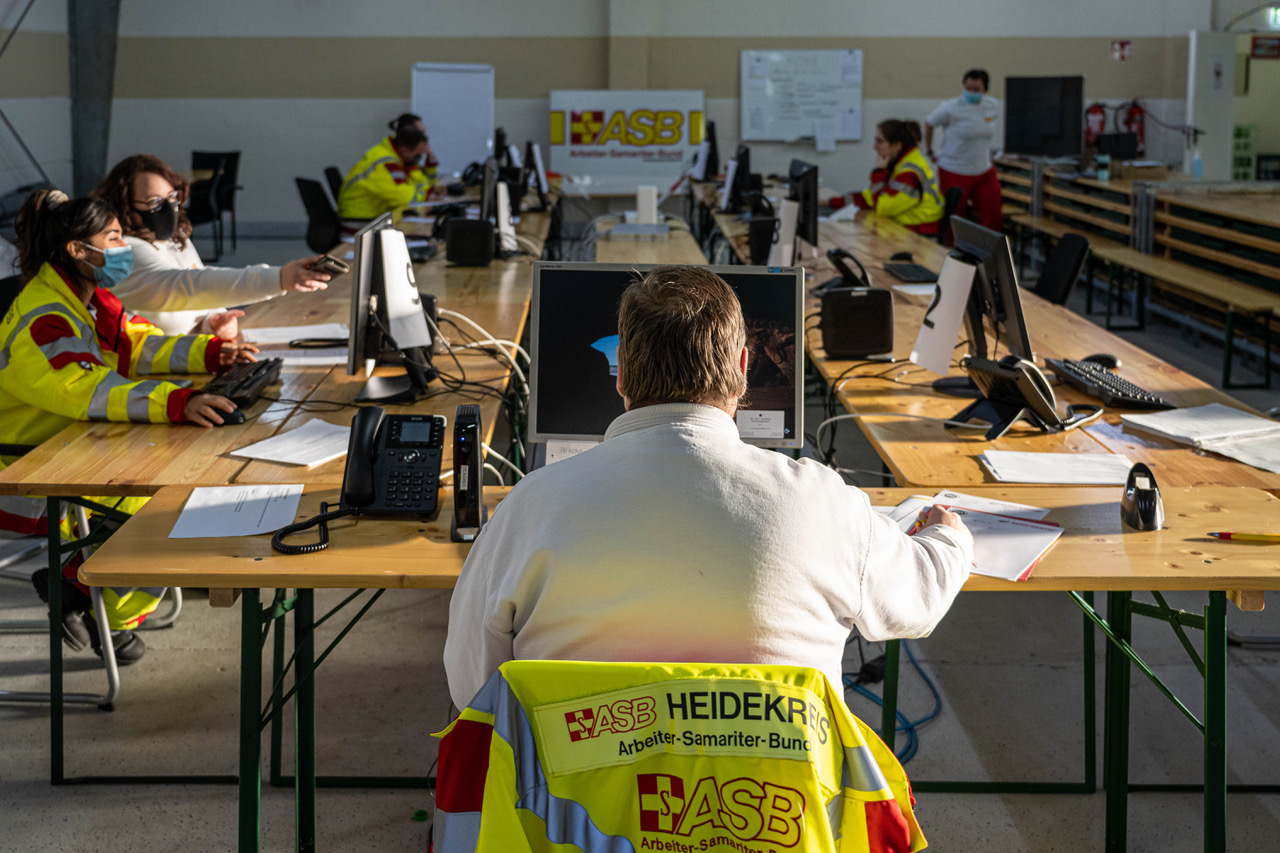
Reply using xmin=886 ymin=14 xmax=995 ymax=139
xmin=0 ymin=214 xmax=551 ymax=497
xmin=78 ymin=484 xmax=1280 ymax=600
xmin=1091 ymin=245 xmax=1280 ymax=312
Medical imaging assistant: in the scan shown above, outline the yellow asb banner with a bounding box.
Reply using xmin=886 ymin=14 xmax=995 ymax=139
xmin=549 ymin=90 xmax=705 ymax=190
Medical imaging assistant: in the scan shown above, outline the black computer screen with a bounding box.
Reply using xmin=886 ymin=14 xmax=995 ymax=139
xmin=530 ymin=263 xmax=803 ymax=449
xmin=1004 ymin=76 xmax=1084 ymax=158
xmin=789 ymin=159 xmax=819 ymax=248
xmin=950 ymin=217 xmax=1034 ymax=362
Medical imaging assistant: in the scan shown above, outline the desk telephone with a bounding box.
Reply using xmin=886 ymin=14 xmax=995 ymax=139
xmin=271 ymin=406 xmax=445 ymax=554
xmin=950 ymin=355 xmax=1103 ymax=441
xmin=815 ymin=248 xmax=871 ymax=293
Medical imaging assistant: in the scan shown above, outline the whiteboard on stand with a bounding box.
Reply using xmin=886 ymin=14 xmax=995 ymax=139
xmin=740 ymin=49 xmax=862 ymax=143
xmin=411 ymin=63 xmax=494 ymax=177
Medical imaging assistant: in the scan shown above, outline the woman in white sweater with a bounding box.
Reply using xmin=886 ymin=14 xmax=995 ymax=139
xmin=94 ymin=155 xmax=331 ymax=337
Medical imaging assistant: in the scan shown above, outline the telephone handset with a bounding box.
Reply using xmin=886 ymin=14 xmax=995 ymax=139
xmin=340 ymin=407 xmax=446 ymax=515
xmin=815 ymin=248 xmax=872 ymax=294
xmin=272 ymin=406 xmax=446 ymax=554
xmin=949 ymin=355 xmax=1102 ymax=440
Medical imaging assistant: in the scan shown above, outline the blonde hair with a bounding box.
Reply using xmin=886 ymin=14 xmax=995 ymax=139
xmin=617 ymin=265 xmax=747 ymax=409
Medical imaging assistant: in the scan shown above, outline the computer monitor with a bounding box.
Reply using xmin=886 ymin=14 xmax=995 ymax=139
xmin=347 ymin=214 xmax=435 ymax=402
xmin=1096 ymin=132 xmax=1139 ymax=160
xmin=529 ymin=262 xmax=804 ymax=449
xmin=478 ymin=156 xmax=498 ymax=223
xmin=950 ymin=216 xmax=1034 ymax=363
xmin=731 ymin=144 xmax=753 ymax=209
xmin=704 ymin=120 xmax=720 ymax=178
xmin=493 ymin=127 xmax=508 ymax=165
xmin=1004 ymin=76 xmax=1085 ymax=158
xmin=525 ymin=140 xmax=550 ymax=209
xmin=788 ymin=159 xmax=819 ymax=249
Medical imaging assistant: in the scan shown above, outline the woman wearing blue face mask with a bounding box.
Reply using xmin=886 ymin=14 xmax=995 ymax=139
xmin=0 ymin=190 xmax=257 ymax=663
xmin=924 ymin=68 xmax=1003 ymax=235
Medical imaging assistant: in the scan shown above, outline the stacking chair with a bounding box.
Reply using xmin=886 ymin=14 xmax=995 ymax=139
xmin=193 ymin=150 xmax=244 ymax=253
xmin=295 ymin=177 xmax=341 ymax=254
xmin=1032 ymin=233 xmax=1090 ymax=305
xmin=324 ymin=166 xmax=344 ymax=206
xmin=434 ymin=660 xmax=925 ymax=852
xmin=937 ymin=186 xmax=965 ymax=245
xmin=186 ymin=155 xmax=225 ymax=262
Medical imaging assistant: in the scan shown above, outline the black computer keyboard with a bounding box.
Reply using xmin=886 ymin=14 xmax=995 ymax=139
xmin=1045 ymin=358 xmax=1175 ymax=410
xmin=202 ymin=357 xmax=283 ymax=408
xmin=884 ymin=263 xmax=938 ymax=283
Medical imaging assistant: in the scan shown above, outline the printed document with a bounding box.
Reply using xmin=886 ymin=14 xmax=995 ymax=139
xmin=230 ymin=419 xmax=351 ymax=468
xmin=169 ymin=485 xmax=304 ymax=538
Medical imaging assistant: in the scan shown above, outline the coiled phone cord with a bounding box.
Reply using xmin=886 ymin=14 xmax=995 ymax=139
xmin=271 ymin=502 xmax=355 ymax=555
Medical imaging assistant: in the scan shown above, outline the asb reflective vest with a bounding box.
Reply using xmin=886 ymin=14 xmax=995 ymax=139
xmin=337 ymin=136 xmax=439 ymax=222
xmin=854 ymin=146 xmax=944 ymax=234
xmin=434 ymin=661 xmax=925 ymax=853
xmin=0 ymin=262 xmax=217 ymax=536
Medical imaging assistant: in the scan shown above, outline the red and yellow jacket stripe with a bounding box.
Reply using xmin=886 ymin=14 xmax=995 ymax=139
xmin=337 ymin=136 xmax=438 ymax=221
xmin=853 ymin=146 xmax=944 ymax=234
xmin=0 ymin=262 xmax=220 ymax=532
xmin=434 ymin=661 xmax=925 ymax=853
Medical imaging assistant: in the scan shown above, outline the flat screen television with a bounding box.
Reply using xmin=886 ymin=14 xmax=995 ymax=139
xmin=1004 ymin=76 xmax=1085 ymax=158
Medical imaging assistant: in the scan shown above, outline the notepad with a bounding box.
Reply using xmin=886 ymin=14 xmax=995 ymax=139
xmin=979 ymin=451 xmax=1134 ymax=484
xmin=230 ymin=419 xmax=351 ymax=468
xmin=931 ymin=503 xmax=1063 ymax=582
xmin=1121 ymin=404 xmax=1280 ymax=473
xmin=243 ymin=323 xmax=348 ymax=345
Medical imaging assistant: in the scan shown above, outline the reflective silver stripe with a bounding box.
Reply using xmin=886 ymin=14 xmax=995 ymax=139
xmin=897 ymin=162 xmax=942 ymax=204
xmin=480 ymin=674 xmax=637 ymax=853
xmin=166 ymin=336 xmax=196 ymax=373
xmin=136 ymin=335 xmax=167 ymax=375
xmin=32 ymin=335 xmax=96 ymax=366
xmin=0 ymin=495 xmax=47 ymax=523
xmin=825 ymin=792 xmax=844 ymax=843
xmin=125 ymin=380 xmax=163 ymax=421
xmin=887 ymin=179 xmax=922 ymax=199
xmin=86 ymin=371 xmax=135 ymax=419
xmin=341 ymin=156 xmax=397 ymax=194
xmin=0 ymin=304 xmax=95 ymax=371
xmin=841 ymin=743 xmax=890 ymax=794
xmin=867 ymin=181 xmax=885 ymax=195
xmin=433 ymin=810 xmax=482 ymax=852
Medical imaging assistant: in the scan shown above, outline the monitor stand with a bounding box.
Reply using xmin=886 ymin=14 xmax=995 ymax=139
xmin=356 ymin=347 xmax=437 ymax=403
xmin=932 ymin=376 xmax=982 ymax=398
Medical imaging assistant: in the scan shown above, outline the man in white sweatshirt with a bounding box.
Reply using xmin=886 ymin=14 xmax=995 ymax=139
xmin=443 ymin=265 xmax=973 ymax=710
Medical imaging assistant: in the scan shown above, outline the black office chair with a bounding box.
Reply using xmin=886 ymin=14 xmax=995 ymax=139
xmin=324 ymin=167 xmax=344 ymax=206
xmin=1033 ymin=233 xmax=1090 ymax=305
xmin=0 ymin=274 xmax=22 ymax=317
xmin=186 ymin=156 xmax=224 ymax=262
xmin=295 ymin=178 xmax=341 ymax=255
xmin=193 ymin=151 xmax=243 ymax=253
xmin=936 ymin=186 xmax=965 ymax=245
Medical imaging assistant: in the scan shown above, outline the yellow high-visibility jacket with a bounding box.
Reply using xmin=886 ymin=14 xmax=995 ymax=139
xmin=854 ymin=145 xmax=944 ymax=234
xmin=337 ymin=136 xmax=438 ymax=221
xmin=0 ymin=263 xmax=219 ymax=526
xmin=434 ymin=661 xmax=925 ymax=853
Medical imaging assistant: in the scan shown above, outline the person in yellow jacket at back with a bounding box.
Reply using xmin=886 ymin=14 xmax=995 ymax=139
xmin=0 ymin=190 xmax=257 ymax=664
xmin=829 ymin=119 xmax=944 ymax=237
xmin=337 ymin=113 xmax=441 ymax=229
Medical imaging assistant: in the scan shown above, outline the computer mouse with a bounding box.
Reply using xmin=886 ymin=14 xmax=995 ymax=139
xmin=216 ymin=409 xmax=246 ymax=426
xmin=1082 ymin=353 xmax=1121 ymax=370
xmin=890 ymin=251 xmax=914 ymax=262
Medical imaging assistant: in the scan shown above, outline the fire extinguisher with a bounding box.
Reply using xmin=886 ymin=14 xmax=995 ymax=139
xmin=1116 ymin=99 xmax=1146 ymax=155
xmin=1085 ymin=102 xmax=1108 ymax=148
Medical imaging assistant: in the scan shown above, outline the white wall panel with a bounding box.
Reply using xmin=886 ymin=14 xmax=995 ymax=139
xmin=0 ymin=98 xmax=72 ymax=193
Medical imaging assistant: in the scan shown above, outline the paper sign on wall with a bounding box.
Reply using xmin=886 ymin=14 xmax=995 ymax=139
xmin=909 ymin=256 xmax=976 ymax=376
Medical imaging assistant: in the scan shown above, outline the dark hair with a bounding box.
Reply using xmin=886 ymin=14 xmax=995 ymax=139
xmin=13 ymin=189 xmax=117 ymax=283
xmin=618 ymin=265 xmax=747 ymax=409
xmin=392 ymin=126 xmax=428 ymax=151
xmin=877 ymin=119 xmax=923 ymax=151
xmin=94 ymin=154 xmax=194 ymax=250
xmin=389 ymin=112 xmax=423 ymax=134
xmin=963 ymin=68 xmax=990 ymax=91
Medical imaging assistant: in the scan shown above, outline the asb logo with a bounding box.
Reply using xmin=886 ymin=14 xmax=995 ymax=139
xmin=563 ymin=695 xmax=657 ymax=741
xmin=551 ymin=110 xmax=704 ymax=147
xmin=636 ymin=773 xmax=806 ymax=847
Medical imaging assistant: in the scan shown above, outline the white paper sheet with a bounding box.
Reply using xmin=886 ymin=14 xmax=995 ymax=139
xmin=813 ymin=118 xmax=838 ymax=152
xmin=243 ymin=324 xmax=349 ymax=345
xmin=168 ymin=485 xmax=304 ymax=538
xmin=840 ymin=108 xmax=861 ymax=140
xmin=892 ymin=284 xmax=938 ymax=297
xmin=274 ymin=347 xmax=349 ymax=366
xmin=980 ymin=451 xmax=1135 ymax=484
xmin=230 ymin=419 xmax=351 ymax=467
xmin=545 ymin=439 xmax=598 ymax=466
xmin=931 ymin=490 xmax=1050 ymax=520
xmin=1199 ymin=436 xmax=1280 ymax=474
xmin=909 ymin=255 xmax=975 ymax=376
xmin=937 ymin=506 xmax=1063 ymax=581
xmin=1121 ymin=403 xmax=1280 ymax=447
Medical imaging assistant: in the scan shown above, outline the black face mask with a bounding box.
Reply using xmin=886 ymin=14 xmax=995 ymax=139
xmin=138 ymin=201 xmax=180 ymax=241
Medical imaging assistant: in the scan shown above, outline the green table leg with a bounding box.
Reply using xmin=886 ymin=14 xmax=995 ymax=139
xmin=881 ymin=639 xmax=900 ymax=749
xmin=240 ymin=589 xmax=263 ymax=852
xmin=49 ymin=497 xmax=64 ymax=785
xmin=295 ymin=589 xmax=316 ymax=853
xmin=271 ymin=606 xmax=286 ymax=786
xmin=1083 ymin=591 xmax=1097 ymax=793
xmin=1103 ymin=591 xmax=1132 ymax=853
xmin=1204 ymin=592 xmax=1226 ymax=853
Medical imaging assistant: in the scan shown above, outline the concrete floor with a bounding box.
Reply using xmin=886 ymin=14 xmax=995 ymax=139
xmin=1 ymin=235 xmax=1278 ymax=851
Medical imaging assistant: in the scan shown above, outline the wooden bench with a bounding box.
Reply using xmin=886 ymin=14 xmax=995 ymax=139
xmin=1089 ymin=245 xmax=1280 ymax=388
xmin=1009 ymin=213 xmax=1126 ymax=312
